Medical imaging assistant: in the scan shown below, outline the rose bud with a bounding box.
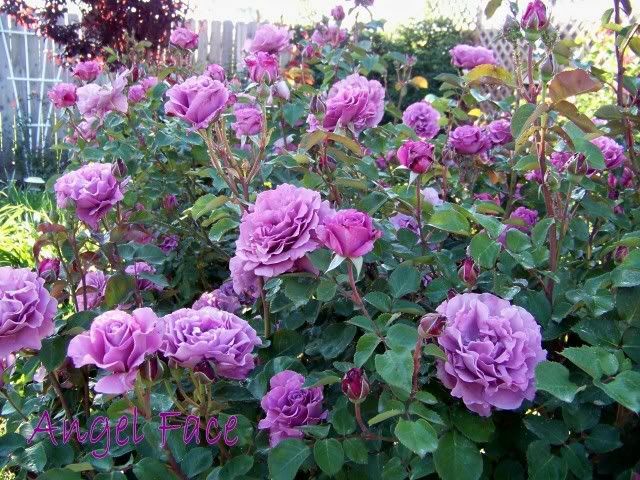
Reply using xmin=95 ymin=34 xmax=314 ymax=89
xmin=112 ymin=159 xmax=127 ymax=178
xmin=193 ymin=360 xmax=217 ymax=383
xmin=310 ymin=94 xmax=326 ymax=114
xmin=37 ymin=258 xmax=61 ymax=282
xmin=521 ymin=0 xmax=548 ymax=30
xmin=621 ymin=167 xmax=634 ymax=188
xmin=163 ymin=194 xmax=178 ymax=211
xmin=397 ymin=140 xmax=435 ymax=174
xmin=614 ymin=246 xmax=629 ymax=263
xmin=341 ymin=368 xmax=370 ymax=404
xmin=272 ymin=80 xmax=290 ymax=101
xmin=140 ymin=357 xmax=162 ymax=382
xmin=458 ymin=257 xmax=479 ymax=285
xmin=418 ymin=313 xmax=445 ymax=338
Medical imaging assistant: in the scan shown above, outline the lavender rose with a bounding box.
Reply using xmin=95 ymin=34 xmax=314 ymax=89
xmin=159 ymin=234 xmax=179 ymax=253
xmin=487 ymin=119 xmax=513 ymax=146
xmin=232 ymin=103 xmax=263 ymax=138
xmin=245 ymin=52 xmax=280 ymax=83
xmin=402 ymin=101 xmax=440 ymax=140
xmin=331 ymin=5 xmax=345 ymax=21
xmin=510 ymin=206 xmax=539 ymax=232
xmin=231 ymin=184 xmax=332 ymax=289
xmin=76 ymin=70 xmax=129 ymax=119
xmin=192 ymin=285 xmax=241 ymax=314
xmin=125 ymin=262 xmax=162 ymax=291
xmin=422 ymin=187 xmax=443 ymax=206
xmin=72 ymin=60 xmax=101 ymax=82
xmin=318 ymin=209 xmax=382 ymax=258
xmin=48 ymin=83 xmax=77 ymax=108
xmin=323 ymin=73 xmax=385 ymax=133
xmin=165 ymin=75 xmax=230 ymax=130
xmin=521 ymin=0 xmax=548 ymax=30
xmin=592 ymin=136 xmax=626 ymax=169
xmin=206 ymin=64 xmax=226 ymax=82
xmin=311 ymin=25 xmax=348 ymax=48
xmin=248 ymin=24 xmax=291 ymax=54
xmin=54 ymin=163 xmax=125 ymax=229
xmin=258 ymin=370 xmax=327 ymax=446
xmin=37 ymin=258 xmax=61 ymax=282
xmin=449 ymin=125 xmax=491 ymax=155
xmin=450 ymin=44 xmax=497 ymax=69
xmin=0 ymin=267 xmax=57 ymax=357
xmin=390 ymin=213 xmax=419 ymax=235
xmin=397 ymin=140 xmax=435 ymax=174
xmin=128 ymin=85 xmax=146 ymax=103
xmin=437 ymin=293 xmax=546 ymax=416
xmin=160 ymin=307 xmax=260 ymax=379
xmin=76 ymin=270 xmax=108 ymax=311
xmin=67 ymin=308 xmax=162 ymax=394
xmin=170 ymin=27 xmax=199 ymax=49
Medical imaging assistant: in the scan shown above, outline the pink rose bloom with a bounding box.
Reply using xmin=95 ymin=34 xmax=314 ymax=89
xmin=229 ymin=256 xmax=260 ymax=300
xmin=125 ymin=261 xmax=162 ymax=291
xmin=449 ymin=44 xmax=497 ymax=69
xmin=318 ymin=209 xmax=382 ymax=258
xmin=141 ymin=76 xmax=158 ymax=90
xmin=76 ymin=70 xmax=129 ymax=119
xmin=54 ymin=163 xmax=125 ymax=229
xmin=231 ymin=184 xmax=332 ymax=289
xmin=449 ymin=125 xmax=491 ymax=155
xmin=73 ymin=119 xmax=99 ymax=143
xmin=193 ymin=284 xmax=241 ymax=314
xmin=487 ymin=119 xmax=512 ymax=146
xmin=422 ymin=187 xmax=443 ymax=206
xmin=331 ymin=5 xmax=345 ymax=21
xmin=0 ymin=267 xmax=57 ymax=357
xmin=245 ymin=52 xmax=280 ymax=83
xmin=510 ymin=207 xmax=538 ymax=232
xmin=48 ymin=83 xmax=77 ymax=108
xmin=76 ymin=270 xmax=108 ymax=311
xmin=397 ymin=140 xmax=435 ymax=174
xmin=170 ymin=27 xmax=199 ymax=49
xmin=248 ymin=24 xmax=291 ymax=54
xmin=307 ymin=113 xmax=321 ymax=133
xmin=525 ymin=169 xmax=543 ymax=183
xmin=521 ymin=0 xmax=548 ymax=30
xmin=323 ymin=73 xmax=385 ymax=133
xmin=474 ymin=193 xmax=501 ymax=206
xmin=311 ymin=25 xmax=348 ymax=48
xmin=128 ymin=84 xmax=146 ymax=103
xmin=232 ymin=103 xmax=263 ymax=137
xmin=159 ymin=234 xmax=179 ymax=253
xmin=390 ymin=213 xmax=419 ymax=235
xmin=402 ymin=101 xmax=440 ymax=140
xmin=591 ymin=136 xmax=626 ymax=169
xmin=0 ymin=355 xmax=15 ymax=388
xmin=549 ymin=151 xmax=573 ymax=172
xmin=437 ymin=293 xmax=546 ymax=416
xmin=160 ymin=307 xmax=260 ymax=378
xmin=72 ymin=60 xmax=101 ymax=82
xmin=165 ymin=75 xmax=230 ymax=130
xmin=67 ymin=308 xmax=162 ymax=394
xmin=37 ymin=258 xmax=61 ymax=282
xmin=206 ymin=64 xmax=226 ymax=82
xmin=258 ymin=370 xmax=327 ymax=446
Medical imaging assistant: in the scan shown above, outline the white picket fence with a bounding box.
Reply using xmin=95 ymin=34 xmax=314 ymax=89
xmin=0 ymin=14 xmax=260 ymax=180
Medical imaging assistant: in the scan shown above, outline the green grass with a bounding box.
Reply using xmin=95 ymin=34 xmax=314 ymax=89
xmin=0 ymin=183 xmax=54 ymax=268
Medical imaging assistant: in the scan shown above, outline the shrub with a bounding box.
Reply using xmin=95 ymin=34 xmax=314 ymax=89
xmin=0 ymin=1 xmax=639 ymax=479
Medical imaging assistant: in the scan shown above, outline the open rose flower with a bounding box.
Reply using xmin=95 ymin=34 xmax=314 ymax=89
xmin=192 ymin=283 xmax=241 ymax=314
xmin=231 ymin=184 xmax=332 ymax=292
xmin=487 ymin=119 xmax=512 ymax=146
xmin=165 ymin=75 xmax=231 ymax=130
xmin=323 ymin=73 xmax=385 ymax=133
xmin=232 ymin=103 xmax=263 ymax=137
xmin=258 ymin=370 xmax=327 ymax=446
xmin=402 ymin=101 xmax=440 ymax=140
xmin=206 ymin=64 xmax=226 ymax=82
xmin=450 ymin=44 xmax=497 ymax=69
xmin=248 ymin=24 xmax=291 ymax=54
xmin=449 ymin=125 xmax=491 ymax=155
xmin=54 ymin=162 xmax=125 ymax=229
xmin=170 ymin=27 xmax=199 ymax=49
xmin=436 ymin=293 xmax=546 ymax=416
xmin=0 ymin=267 xmax=57 ymax=357
xmin=72 ymin=60 xmax=101 ymax=82
xmin=397 ymin=140 xmax=435 ymax=174
xmin=592 ymin=136 xmax=626 ymax=169
xmin=48 ymin=83 xmax=77 ymax=108
xmin=125 ymin=262 xmax=162 ymax=291
xmin=67 ymin=308 xmax=162 ymax=394
xmin=245 ymin=52 xmax=280 ymax=83
xmin=76 ymin=70 xmax=129 ymax=119
xmin=390 ymin=213 xmax=419 ymax=235
xmin=160 ymin=307 xmax=260 ymax=379
xmin=318 ymin=209 xmax=382 ymax=258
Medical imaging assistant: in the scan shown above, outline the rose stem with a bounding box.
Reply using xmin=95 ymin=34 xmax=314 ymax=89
xmin=415 ymin=174 xmax=427 ymax=253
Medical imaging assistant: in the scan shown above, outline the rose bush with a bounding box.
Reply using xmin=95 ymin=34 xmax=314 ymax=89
xmin=1 ymin=0 xmax=640 ymax=479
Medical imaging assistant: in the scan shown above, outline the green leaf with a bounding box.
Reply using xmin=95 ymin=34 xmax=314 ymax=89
xmin=38 ymin=469 xmax=83 ymax=480
xmin=532 ymin=218 xmax=554 ymax=247
xmin=452 ymin=409 xmax=495 ymax=443
xmin=622 ymin=327 xmax=640 ymax=362
xmin=368 ymin=409 xmax=403 ymax=426
xmin=316 ymin=280 xmax=337 ymax=302
xmin=561 ymin=346 xmax=618 ymax=379
xmin=39 ymin=336 xmax=70 ymax=372
xmin=527 ymin=441 xmax=568 ymax=480
xmin=268 ymin=439 xmax=310 ymax=480
xmin=132 ymin=458 xmax=179 ymax=480
xmin=208 ymin=218 xmax=239 ymax=242
xmin=561 ymin=443 xmax=591 ymax=479
xmin=434 ymin=431 xmax=482 ymax=480
xmin=505 ymin=228 xmax=531 ymax=253
xmin=470 ymin=232 xmax=500 ymax=268
xmin=617 ymin=287 xmax=640 ymax=324
xmin=511 ymin=104 xmax=537 ymax=139
xmin=343 ymin=438 xmax=368 ymax=464
xmin=428 ymin=204 xmax=471 ymax=236
xmin=548 ymin=69 xmax=602 ymax=103
xmin=364 ymin=291 xmax=392 ymax=311
xmin=584 ymin=424 xmax=622 ymax=453
xmin=283 ymin=102 xmax=306 ymax=127
xmin=594 ymin=370 xmax=640 ymax=413
xmin=319 ymin=324 xmax=357 ymax=359
xmin=329 ymin=405 xmax=356 ymax=435
xmin=191 ymin=194 xmax=228 ymax=220
xmin=215 ymin=454 xmax=253 ymax=480
xmin=20 ymin=443 xmax=47 ymax=472
xmin=394 ymin=419 xmax=438 ymax=457
xmin=535 ymin=361 xmax=583 ymax=403
xmin=389 ymin=264 xmax=421 ymax=298
xmin=180 ymin=447 xmax=213 ymax=478
xmin=104 ymin=273 xmax=136 ymax=308
xmin=375 ymin=350 xmax=413 ymax=394
xmin=386 ymin=324 xmax=418 ymax=352
xmin=313 ymin=438 xmax=344 ymax=476
xmin=524 ymin=417 xmax=569 ymax=445
xmin=485 ymin=0 xmax=502 ymax=18
xmin=354 ymin=333 xmax=381 ymax=367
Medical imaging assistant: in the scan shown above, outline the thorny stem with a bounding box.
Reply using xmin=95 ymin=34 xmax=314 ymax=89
xmin=410 ymin=337 xmax=424 ymax=399
xmin=347 ymin=261 xmax=365 ymax=312
xmin=48 ymin=372 xmax=74 ymax=421
xmin=259 ymin=277 xmax=271 ymax=338
xmin=0 ymin=388 xmax=29 ymax=421
xmin=415 ymin=175 xmax=427 ymax=253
